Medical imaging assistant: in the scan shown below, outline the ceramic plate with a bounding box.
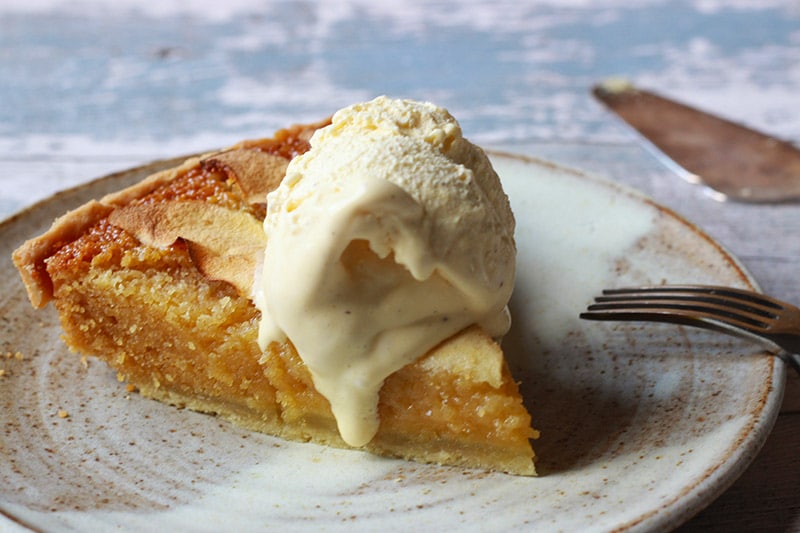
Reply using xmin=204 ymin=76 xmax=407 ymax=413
xmin=0 ymin=153 xmax=785 ymax=532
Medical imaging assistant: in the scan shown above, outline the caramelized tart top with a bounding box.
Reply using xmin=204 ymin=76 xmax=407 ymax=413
xmin=13 ymin=120 xmax=330 ymax=308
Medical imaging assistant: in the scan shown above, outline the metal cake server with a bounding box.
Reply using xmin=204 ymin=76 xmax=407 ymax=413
xmin=592 ymin=80 xmax=800 ymax=203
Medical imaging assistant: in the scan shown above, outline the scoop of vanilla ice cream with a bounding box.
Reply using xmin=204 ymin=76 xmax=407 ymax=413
xmin=255 ymin=96 xmax=516 ymax=447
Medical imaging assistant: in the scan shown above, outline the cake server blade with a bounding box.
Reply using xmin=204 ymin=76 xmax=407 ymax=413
xmin=592 ymin=80 xmax=800 ymax=202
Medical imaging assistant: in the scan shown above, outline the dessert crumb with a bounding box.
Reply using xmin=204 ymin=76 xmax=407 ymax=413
xmin=57 ymin=409 xmax=69 ymax=419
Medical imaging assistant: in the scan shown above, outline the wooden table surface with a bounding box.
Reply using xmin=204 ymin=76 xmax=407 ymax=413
xmin=1 ymin=1 xmax=798 ymax=531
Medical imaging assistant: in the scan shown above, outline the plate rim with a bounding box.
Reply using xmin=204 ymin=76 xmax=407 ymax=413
xmin=0 ymin=151 xmax=786 ymax=532
xmin=490 ymin=150 xmax=784 ymax=531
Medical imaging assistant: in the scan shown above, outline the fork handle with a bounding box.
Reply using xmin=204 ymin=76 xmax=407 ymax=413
xmin=785 ymin=352 xmax=800 ymax=376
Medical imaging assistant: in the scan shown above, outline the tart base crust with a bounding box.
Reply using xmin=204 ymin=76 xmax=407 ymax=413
xmin=13 ymin=122 xmax=537 ymax=476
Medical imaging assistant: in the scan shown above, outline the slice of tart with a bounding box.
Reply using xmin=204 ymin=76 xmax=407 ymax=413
xmin=12 ymin=118 xmax=538 ymax=476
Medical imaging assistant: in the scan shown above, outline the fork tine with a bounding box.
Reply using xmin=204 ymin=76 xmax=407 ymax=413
xmin=581 ymin=300 xmax=771 ymax=333
xmin=593 ymin=288 xmax=781 ymax=321
xmin=579 ymin=305 xmax=767 ymax=337
xmin=601 ymin=285 xmax=785 ymax=311
xmin=580 ymin=285 xmax=786 ymax=334
xmin=581 ymin=285 xmax=800 ymax=376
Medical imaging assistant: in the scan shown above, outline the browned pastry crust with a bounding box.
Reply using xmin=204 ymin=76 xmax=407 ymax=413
xmin=12 ymin=119 xmax=537 ymax=475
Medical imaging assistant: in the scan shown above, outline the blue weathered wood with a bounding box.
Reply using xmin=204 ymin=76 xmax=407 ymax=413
xmin=1 ymin=1 xmax=798 ymax=531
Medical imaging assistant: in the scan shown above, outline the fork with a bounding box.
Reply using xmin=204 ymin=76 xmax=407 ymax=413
xmin=580 ymin=285 xmax=800 ymax=375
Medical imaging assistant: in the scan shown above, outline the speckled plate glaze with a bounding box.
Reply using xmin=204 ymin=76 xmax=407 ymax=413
xmin=0 ymin=153 xmax=785 ymax=532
